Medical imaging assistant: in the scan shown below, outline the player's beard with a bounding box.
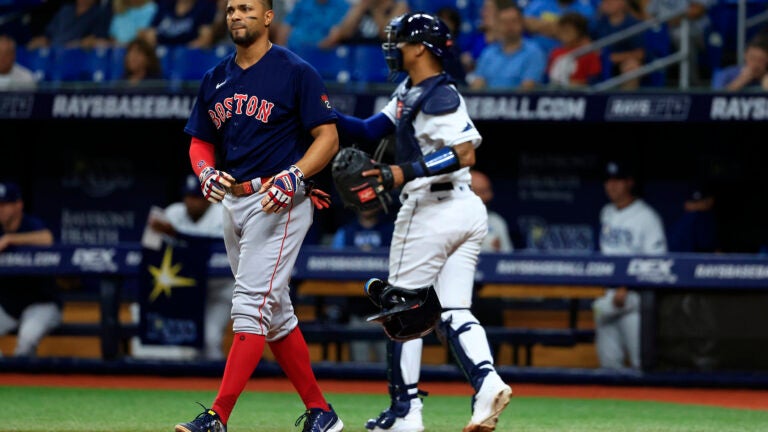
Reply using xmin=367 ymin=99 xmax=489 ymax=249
xmin=229 ymin=28 xmax=258 ymax=47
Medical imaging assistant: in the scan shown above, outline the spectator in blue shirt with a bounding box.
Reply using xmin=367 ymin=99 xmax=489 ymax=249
xmin=109 ymin=0 xmax=159 ymax=46
xmin=469 ymin=3 xmax=547 ymax=90
xmin=137 ymin=0 xmax=217 ymax=48
xmin=522 ymin=0 xmax=596 ymax=58
xmin=712 ymin=32 xmax=768 ymax=91
xmin=590 ymin=0 xmax=645 ymax=89
xmin=275 ymin=0 xmax=351 ymax=51
xmin=26 ymin=0 xmax=110 ymax=49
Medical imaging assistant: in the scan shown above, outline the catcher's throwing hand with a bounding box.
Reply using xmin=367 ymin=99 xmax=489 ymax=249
xmin=199 ymin=167 xmax=235 ymax=203
xmin=259 ymin=165 xmax=303 ymax=214
xmin=362 ymin=163 xmax=402 ymax=190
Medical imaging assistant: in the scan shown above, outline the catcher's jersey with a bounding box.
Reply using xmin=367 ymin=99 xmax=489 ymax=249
xmin=183 ymin=45 xmax=336 ymax=181
xmin=599 ymin=198 xmax=667 ymax=255
xmin=380 ymin=75 xmax=482 ymax=196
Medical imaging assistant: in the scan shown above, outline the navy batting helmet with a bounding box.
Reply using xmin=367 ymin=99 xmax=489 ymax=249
xmin=382 ymin=12 xmax=453 ymax=75
xmin=365 ymin=284 xmax=442 ymax=342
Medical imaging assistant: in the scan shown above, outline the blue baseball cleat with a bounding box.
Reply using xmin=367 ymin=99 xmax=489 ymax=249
xmin=175 ymin=404 xmax=226 ymax=432
xmin=295 ymin=404 xmax=344 ymax=432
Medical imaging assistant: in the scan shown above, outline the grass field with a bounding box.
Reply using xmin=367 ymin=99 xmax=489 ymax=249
xmin=3 ymin=385 xmax=768 ymax=432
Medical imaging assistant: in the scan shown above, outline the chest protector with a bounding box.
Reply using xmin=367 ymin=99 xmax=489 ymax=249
xmin=392 ymin=73 xmax=460 ymax=164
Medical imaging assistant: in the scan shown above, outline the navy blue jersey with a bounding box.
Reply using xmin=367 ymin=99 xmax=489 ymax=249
xmin=184 ymin=44 xmax=337 ymax=182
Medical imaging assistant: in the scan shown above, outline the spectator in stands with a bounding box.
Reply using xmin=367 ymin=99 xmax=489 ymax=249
xmin=668 ymin=183 xmax=719 ymax=253
xmin=137 ymin=0 xmax=217 ymax=48
xmin=712 ymin=32 xmax=768 ymax=91
xmin=0 ymin=35 xmax=37 ymax=91
xmin=469 ymin=3 xmax=547 ymax=90
xmin=25 ymin=0 xmax=110 ymax=49
xmin=109 ymin=0 xmax=159 ymax=46
xmin=470 ymin=169 xmax=513 ymax=253
xmin=274 ymin=0 xmax=351 ymax=51
xmin=330 ymin=208 xmax=394 ymax=363
xmin=460 ymin=0 xmax=503 ymax=76
xmin=317 ymin=0 xmax=409 ymax=48
xmin=0 ymin=181 xmax=61 ymax=357
xmin=547 ymin=11 xmax=602 ymax=87
xmin=593 ymin=160 xmax=667 ymax=370
xmin=642 ymin=0 xmax=714 ymax=86
xmin=120 ymin=37 xmax=164 ymax=86
xmin=146 ymin=174 xmax=234 ymax=360
xmin=590 ymin=0 xmax=645 ymax=89
xmin=436 ymin=6 xmax=469 ymax=86
xmin=523 ymin=0 xmax=596 ymax=59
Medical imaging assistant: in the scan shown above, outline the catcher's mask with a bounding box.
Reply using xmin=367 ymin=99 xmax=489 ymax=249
xmin=382 ymin=12 xmax=453 ymax=78
xmin=366 ymin=285 xmax=442 ymax=342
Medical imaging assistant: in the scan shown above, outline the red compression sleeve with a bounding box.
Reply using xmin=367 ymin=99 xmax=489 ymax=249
xmin=189 ymin=137 xmax=216 ymax=177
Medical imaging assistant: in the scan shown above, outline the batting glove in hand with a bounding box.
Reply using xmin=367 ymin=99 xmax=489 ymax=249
xmin=305 ymin=180 xmax=332 ymax=210
xmin=259 ymin=165 xmax=303 ymax=214
xmin=199 ymin=167 xmax=235 ymax=203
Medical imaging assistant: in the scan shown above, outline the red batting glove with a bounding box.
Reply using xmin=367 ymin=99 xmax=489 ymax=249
xmin=306 ymin=181 xmax=332 ymax=210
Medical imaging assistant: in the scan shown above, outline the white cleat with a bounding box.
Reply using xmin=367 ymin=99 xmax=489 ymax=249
xmin=463 ymin=380 xmax=513 ymax=432
xmin=366 ymin=398 xmax=424 ymax=432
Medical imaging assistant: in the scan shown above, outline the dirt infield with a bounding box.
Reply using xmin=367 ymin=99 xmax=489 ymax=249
xmin=3 ymin=373 xmax=768 ymax=411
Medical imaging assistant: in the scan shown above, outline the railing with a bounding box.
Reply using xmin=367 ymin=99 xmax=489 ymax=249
xmin=562 ymin=8 xmax=691 ymax=91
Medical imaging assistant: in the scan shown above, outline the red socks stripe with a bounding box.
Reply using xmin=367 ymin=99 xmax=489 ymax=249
xmin=268 ymin=327 xmax=330 ymax=411
xmin=212 ymin=332 xmax=265 ymax=424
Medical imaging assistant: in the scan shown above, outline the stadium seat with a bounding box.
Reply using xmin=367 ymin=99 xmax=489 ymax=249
xmin=48 ymin=47 xmax=111 ymax=83
xmin=15 ymin=46 xmax=53 ymax=82
xmin=168 ymin=46 xmax=231 ymax=84
xmin=293 ymin=44 xmax=352 ymax=83
xmin=350 ymin=44 xmax=391 ymax=83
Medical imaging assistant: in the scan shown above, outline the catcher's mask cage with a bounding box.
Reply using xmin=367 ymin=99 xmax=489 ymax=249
xmin=366 ymin=285 xmax=442 ymax=342
xmin=382 ymin=12 xmax=453 ymax=79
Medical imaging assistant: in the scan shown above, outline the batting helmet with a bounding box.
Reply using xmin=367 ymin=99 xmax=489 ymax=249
xmin=366 ymin=284 xmax=442 ymax=342
xmin=382 ymin=12 xmax=453 ymax=75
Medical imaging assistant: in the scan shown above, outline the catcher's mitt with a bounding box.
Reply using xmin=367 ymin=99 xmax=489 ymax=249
xmin=332 ymin=147 xmax=392 ymax=214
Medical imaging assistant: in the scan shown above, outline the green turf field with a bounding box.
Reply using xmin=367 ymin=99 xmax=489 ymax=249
xmin=3 ymin=386 xmax=767 ymax=432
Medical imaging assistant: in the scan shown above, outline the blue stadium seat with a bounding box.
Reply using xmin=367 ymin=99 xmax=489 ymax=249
xmin=48 ymin=47 xmax=111 ymax=83
xmin=15 ymin=46 xmax=53 ymax=82
xmin=109 ymin=45 xmax=127 ymax=81
xmin=350 ymin=44 xmax=391 ymax=83
xmin=168 ymin=46 xmax=230 ymax=83
xmin=293 ymin=44 xmax=352 ymax=83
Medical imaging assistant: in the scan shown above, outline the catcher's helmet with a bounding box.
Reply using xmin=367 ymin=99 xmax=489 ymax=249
xmin=366 ymin=284 xmax=442 ymax=342
xmin=382 ymin=12 xmax=453 ymax=76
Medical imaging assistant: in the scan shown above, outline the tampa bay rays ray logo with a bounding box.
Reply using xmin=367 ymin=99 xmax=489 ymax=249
xmin=147 ymin=245 xmax=197 ymax=301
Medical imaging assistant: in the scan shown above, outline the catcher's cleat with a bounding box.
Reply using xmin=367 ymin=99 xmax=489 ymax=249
xmin=365 ymin=278 xmax=387 ymax=308
xmin=365 ymin=398 xmax=424 ymax=432
xmin=175 ymin=404 xmax=226 ymax=432
xmin=294 ymin=404 xmax=344 ymax=432
xmin=463 ymin=378 xmax=513 ymax=432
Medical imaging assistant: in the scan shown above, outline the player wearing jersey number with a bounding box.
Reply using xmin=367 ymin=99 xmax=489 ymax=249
xmin=173 ymin=1 xmax=342 ymax=432
xmin=594 ymin=160 xmax=667 ymax=370
xmin=334 ymin=12 xmax=512 ymax=432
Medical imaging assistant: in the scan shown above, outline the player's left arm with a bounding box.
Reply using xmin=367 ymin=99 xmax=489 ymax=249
xmin=293 ymin=122 xmax=339 ymax=178
xmin=366 ymin=141 xmax=476 ymax=190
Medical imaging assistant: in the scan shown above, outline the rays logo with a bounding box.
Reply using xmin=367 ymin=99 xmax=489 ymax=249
xmin=627 ymin=258 xmax=677 ymax=284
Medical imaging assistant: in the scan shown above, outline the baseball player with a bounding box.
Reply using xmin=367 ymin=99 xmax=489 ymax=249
xmin=334 ymin=12 xmax=513 ymax=432
xmin=593 ymin=160 xmax=667 ymax=370
xmin=0 ymin=181 xmax=61 ymax=358
xmin=173 ymin=1 xmax=343 ymax=432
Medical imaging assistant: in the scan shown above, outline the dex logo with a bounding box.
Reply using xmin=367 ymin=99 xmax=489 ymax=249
xmin=72 ymin=248 xmax=118 ymax=272
xmin=627 ymin=258 xmax=677 ymax=284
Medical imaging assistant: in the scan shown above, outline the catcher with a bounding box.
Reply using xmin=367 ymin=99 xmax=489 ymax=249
xmin=331 ymin=12 xmax=513 ymax=432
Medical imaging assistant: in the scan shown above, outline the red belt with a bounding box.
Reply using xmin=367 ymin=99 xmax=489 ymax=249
xmin=230 ymin=177 xmax=269 ymax=197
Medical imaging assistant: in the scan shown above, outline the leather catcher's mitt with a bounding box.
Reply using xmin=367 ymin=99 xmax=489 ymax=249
xmin=332 ymin=147 xmax=392 ymax=214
